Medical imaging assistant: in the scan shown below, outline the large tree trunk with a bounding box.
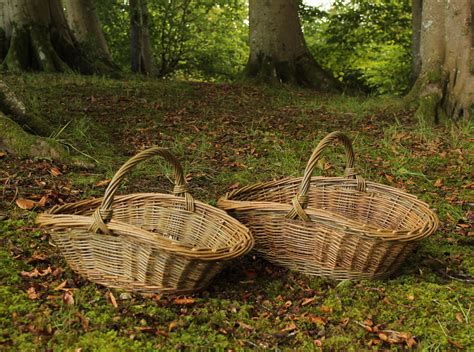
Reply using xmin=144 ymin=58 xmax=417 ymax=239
xmin=66 ymin=0 xmax=115 ymax=68
xmin=0 ymin=0 xmax=114 ymax=74
xmin=244 ymin=0 xmax=339 ymax=90
xmin=409 ymin=0 xmax=473 ymax=122
xmin=130 ymin=0 xmax=156 ymax=75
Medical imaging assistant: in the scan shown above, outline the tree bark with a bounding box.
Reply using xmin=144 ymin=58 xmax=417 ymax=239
xmin=410 ymin=0 xmax=422 ymax=86
xmin=66 ymin=0 xmax=115 ymax=67
xmin=244 ymin=0 xmax=339 ymax=90
xmin=130 ymin=0 xmax=156 ymax=75
xmin=0 ymin=79 xmax=66 ymax=159
xmin=0 ymin=0 xmax=114 ymax=74
xmin=409 ymin=0 xmax=473 ymax=122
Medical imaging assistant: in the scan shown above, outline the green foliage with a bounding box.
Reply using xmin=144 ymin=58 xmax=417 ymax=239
xmin=301 ymin=0 xmax=412 ymax=94
xmin=96 ymin=0 xmax=248 ymax=81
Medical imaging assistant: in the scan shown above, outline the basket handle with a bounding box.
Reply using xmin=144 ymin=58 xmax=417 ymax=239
xmin=286 ymin=131 xmax=366 ymax=221
xmin=89 ymin=147 xmax=195 ymax=235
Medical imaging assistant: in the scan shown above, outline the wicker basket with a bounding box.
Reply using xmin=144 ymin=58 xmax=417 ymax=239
xmin=36 ymin=148 xmax=253 ymax=294
xmin=218 ymin=131 xmax=439 ymax=280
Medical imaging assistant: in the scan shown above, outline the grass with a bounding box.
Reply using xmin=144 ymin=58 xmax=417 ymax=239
xmin=0 ymin=73 xmax=473 ymax=351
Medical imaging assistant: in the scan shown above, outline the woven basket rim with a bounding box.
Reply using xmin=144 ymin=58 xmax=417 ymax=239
xmin=218 ymin=176 xmax=439 ymax=242
xmin=37 ymin=193 xmax=254 ymax=261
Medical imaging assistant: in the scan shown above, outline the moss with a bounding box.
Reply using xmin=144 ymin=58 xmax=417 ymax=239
xmin=29 ymin=25 xmax=71 ymax=73
xmin=0 ymin=112 xmax=67 ymax=159
xmin=415 ymin=92 xmax=441 ymax=125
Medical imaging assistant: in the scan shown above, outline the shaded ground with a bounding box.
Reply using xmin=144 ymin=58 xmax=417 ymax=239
xmin=0 ymin=74 xmax=473 ymax=351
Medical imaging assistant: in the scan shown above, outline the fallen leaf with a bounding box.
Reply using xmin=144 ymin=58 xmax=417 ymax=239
xmin=340 ymin=317 xmax=350 ymax=327
xmin=280 ymin=322 xmax=297 ymax=332
xmin=109 ymin=292 xmax=118 ymax=308
xmin=284 ymin=300 xmax=292 ymax=308
xmin=27 ymin=287 xmax=38 ymax=299
xmin=21 ymin=268 xmax=41 ymax=278
xmin=320 ymin=306 xmax=333 ymax=313
xmin=173 ymin=297 xmax=196 ymax=305
xmin=50 ymin=167 xmax=62 ymax=177
xmin=62 ymin=290 xmax=74 ymax=305
xmin=308 ymin=315 xmax=327 ymax=326
xmin=168 ymin=320 xmax=178 ymax=332
xmin=385 ymin=174 xmax=394 ymax=183
xmin=94 ymin=179 xmax=111 ymax=187
xmin=76 ymin=312 xmax=90 ymax=330
xmin=27 ymin=252 xmax=48 ymax=263
xmin=455 ymin=313 xmax=464 ymax=323
xmin=301 ymin=297 xmax=316 ymax=306
xmin=238 ymin=321 xmax=254 ymax=331
xmin=406 ymin=337 xmax=416 ymax=348
xmin=155 ymin=329 xmax=169 ymax=337
xmin=16 ymin=198 xmax=36 ymax=210
xmin=407 ymin=294 xmax=415 ymax=301
xmin=0 ymin=151 xmax=6 ymax=158
xmin=434 ymin=178 xmax=443 ymax=187
xmin=448 ymin=339 xmax=464 ymax=349
xmin=54 ymin=280 xmax=68 ymax=291
xmin=37 ymin=195 xmax=49 ymax=207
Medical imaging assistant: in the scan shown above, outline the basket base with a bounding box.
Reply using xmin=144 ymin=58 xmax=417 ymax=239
xmin=78 ymin=270 xmax=210 ymax=295
xmin=261 ymin=254 xmax=401 ymax=280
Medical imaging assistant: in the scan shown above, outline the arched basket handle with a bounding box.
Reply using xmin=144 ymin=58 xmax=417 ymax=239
xmin=286 ymin=131 xmax=366 ymax=221
xmin=90 ymin=147 xmax=194 ymax=235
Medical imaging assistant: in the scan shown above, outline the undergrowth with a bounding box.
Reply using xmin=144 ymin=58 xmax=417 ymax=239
xmin=0 ymin=74 xmax=472 ymax=351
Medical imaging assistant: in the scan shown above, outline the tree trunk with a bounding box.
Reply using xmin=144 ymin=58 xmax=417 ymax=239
xmin=0 ymin=0 xmax=114 ymax=74
xmin=0 ymin=79 xmax=66 ymax=159
xmin=409 ymin=0 xmax=473 ymax=122
xmin=66 ymin=0 xmax=115 ymax=67
xmin=130 ymin=0 xmax=156 ymax=75
xmin=244 ymin=0 xmax=339 ymax=90
xmin=410 ymin=0 xmax=422 ymax=86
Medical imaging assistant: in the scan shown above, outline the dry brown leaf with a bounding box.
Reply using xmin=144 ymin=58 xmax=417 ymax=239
xmin=50 ymin=167 xmax=62 ymax=177
xmin=37 ymin=195 xmax=49 ymax=207
xmin=62 ymin=290 xmax=74 ymax=305
xmin=168 ymin=320 xmax=178 ymax=332
xmin=280 ymin=322 xmax=297 ymax=332
xmin=301 ymin=297 xmax=316 ymax=306
xmin=109 ymin=292 xmax=118 ymax=308
xmin=434 ymin=178 xmax=443 ymax=187
xmin=455 ymin=312 xmax=464 ymax=323
xmin=94 ymin=179 xmax=111 ymax=187
xmin=173 ymin=297 xmax=196 ymax=305
xmin=54 ymin=280 xmax=68 ymax=291
xmin=38 ymin=266 xmax=52 ymax=276
xmin=238 ymin=321 xmax=254 ymax=331
xmin=340 ymin=317 xmax=350 ymax=327
xmin=448 ymin=339 xmax=464 ymax=349
xmin=21 ymin=268 xmax=40 ymax=278
xmin=284 ymin=300 xmax=292 ymax=308
xmin=406 ymin=337 xmax=416 ymax=348
xmin=308 ymin=315 xmax=327 ymax=326
xmin=27 ymin=287 xmax=38 ymax=299
xmin=16 ymin=198 xmax=36 ymax=210
xmin=320 ymin=306 xmax=333 ymax=313
xmin=407 ymin=294 xmax=415 ymax=301
xmin=385 ymin=174 xmax=394 ymax=183
xmin=0 ymin=151 xmax=7 ymax=158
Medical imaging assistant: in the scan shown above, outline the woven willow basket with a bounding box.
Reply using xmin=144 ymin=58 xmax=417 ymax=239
xmin=36 ymin=148 xmax=253 ymax=294
xmin=218 ymin=131 xmax=439 ymax=280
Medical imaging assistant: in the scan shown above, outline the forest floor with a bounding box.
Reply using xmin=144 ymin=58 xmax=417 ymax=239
xmin=0 ymin=74 xmax=472 ymax=351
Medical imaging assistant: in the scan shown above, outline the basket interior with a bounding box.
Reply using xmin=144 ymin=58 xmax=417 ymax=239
xmin=61 ymin=195 xmax=247 ymax=252
xmin=230 ymin=177 xmax=433 ymax=233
